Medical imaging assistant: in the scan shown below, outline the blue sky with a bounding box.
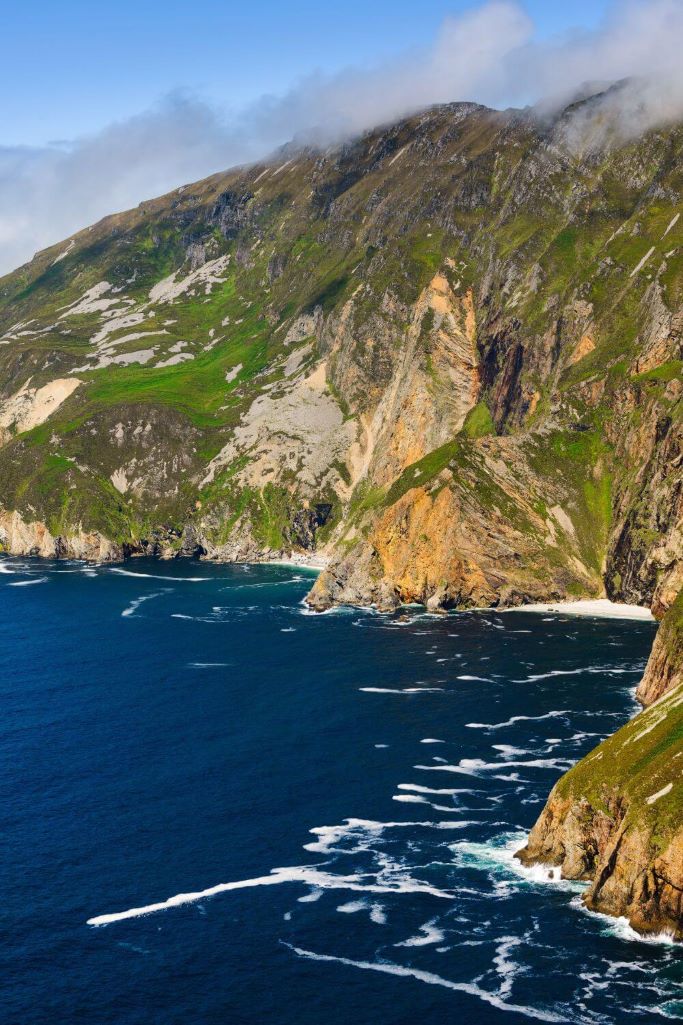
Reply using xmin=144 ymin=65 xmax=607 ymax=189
xmin=3 ymin=0 xmax=610 ymax=146
xmin=4 ymin=0 xmax=682 ymax=274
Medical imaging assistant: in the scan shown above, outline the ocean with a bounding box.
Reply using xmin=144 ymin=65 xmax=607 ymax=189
xmin=1 ymin=557 xmax=680 ymax=1024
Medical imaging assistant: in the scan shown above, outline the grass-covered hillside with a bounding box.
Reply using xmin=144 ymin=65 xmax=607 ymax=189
xmin=518 ymin=673 xmax=683 ymax=939
xmin=0 ymin=86 xmax=680 ymax=615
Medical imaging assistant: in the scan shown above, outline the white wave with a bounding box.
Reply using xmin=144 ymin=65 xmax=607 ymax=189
xmin=395 ymin=918 xmax=446 ymax=947
xmin=457 ymin=675 xmax=494 ymax=682
xmin=568 ymin=896 xmax=679 ymax=946
xmin=397 ymin=784 xmax=479 ymax=796
xmin=299 ymin=602 xmax=357 ymax=617
xmin=359 ymin=687 xmax=444 ymax=694
xmin=374 ymin=744 xmax=389 ymax=749
xmin=513 ymin=667 xmax=642 ymax=683
xmin=303 ymin=817 xmax=482 ymax=855
xmin=282 ymin=944 xmax=565 ymax=1022
xmin=110 ymin=568 xmax=205 ymax=582
xmin=466 ymin=711 xmax=570 ymax=731
xmin=336 ymin=899 xmax=367 ymax=914
xmin=7 ymin=576 xmax=48 ymax=586
xmin=414 ymin=756 xmax=573 ymax=777
xmin=87 ymin=832 xmax=471 ymax=930
xmin=450 ymin=833 xmax=588 ymax=894
xmin=227 ymin=577 xmax=304 ymax=590
xmin=121 ymin=590 xmax=168 ymax=617
xmin=188 ymin=662 xmax=228 ymax=668
xmin=297 ymin=887 xmax=323 ymax=903
xmin=651 ymin=1003 xmax=683 ymax=1020
xmin=370 ymin=904 xmax=387 ymax=925
xmin=492 ymin=934 xmax=525 ymax=998
xmin=391 ymin=794 xmax=459 ymax=813
xmin=420 ymin=738 xmax=445 ymax=744
xmin=492 ymin=744 xmax=532 ymax=757
xmin=0 ymin=561 xmax=16 ymax=573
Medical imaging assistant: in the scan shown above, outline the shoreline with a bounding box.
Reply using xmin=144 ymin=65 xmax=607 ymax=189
xmin=0 ymin=552 xmax=656 ymax=618
xmin=503 ymin=598 xmax=655 ymax=621
xmin=261 ymin=553 xmax=328 ymax=572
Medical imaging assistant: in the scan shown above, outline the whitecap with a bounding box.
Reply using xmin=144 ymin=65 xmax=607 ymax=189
xmin=7 ymin=576 xmax=48 ymax=587
xmin=110 ymin=568 xmax=205 ymax=582
xmin=414 ymin=756 xmax=573 ymax=778
xmin=513 ymin=667 xmax=642 ymax=684
xmin=359 ymin=687 xmax=444 ymax=694
xmin=122 ymin=590 xmax=169 ymax=617
xmin=420 ymin=738 xmax=445 ymax=744
xmin=391 ymin=795 xmax=457 ymax=812
xmin=450 ymin=833 xmax=588 ymax=894
xmin=397 ymin=784 xmax=479 ymax=796
xmin=569 ymin=896 xmax=679 ymax=945
xmin=492 ymin=934 xmax=526 ymax=998
xmin=395 ymin=918 xmax=446 ymax=947
xmin=466 ymin=711 xmax=570 ymax=730
xmin=370 ymin=904 xmax=387 ymax=925
xmin=336 ymin=899 xmax=367 ymax=914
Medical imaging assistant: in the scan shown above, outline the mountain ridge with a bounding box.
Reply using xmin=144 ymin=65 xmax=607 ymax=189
xmin=1 ymin=94 xmax=681 ymax=938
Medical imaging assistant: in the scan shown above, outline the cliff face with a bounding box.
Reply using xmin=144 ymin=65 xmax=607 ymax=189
xmin=0 ymin=92 xmax=680 ymax=621
xmin=637 ymin=590 xmax=683 ymax=705
xmin=517 ymin=594 xmax=683 ymax=940
xmin=0 ymin=90 xmax=681 ymax=941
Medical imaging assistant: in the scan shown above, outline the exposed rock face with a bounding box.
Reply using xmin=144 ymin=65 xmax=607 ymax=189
xmin=0 ymin=94 xmax=679 ymax=609
xmin=518 ymin=593 xmax=683 ymax=940
xmin=0 ymin=90 xmax=681 ymax=942
xmin=637 ymin=590 xmax=683 ymax=705
xmin=0 ymin=509 xmax=121 ymax=562
xmin=517 ymin=677 xmax=683 ymax=940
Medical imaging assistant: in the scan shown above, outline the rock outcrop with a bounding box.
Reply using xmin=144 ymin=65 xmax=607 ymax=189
xmin=637 ymin=590 xmax=683 ymax=705
xmin=517 ymin=592 xmax=683 ymax=940
xmin=0 ymin=509 xmax=121 ymax=562
xmin=0 ymin=91 xmax=681 ymax=940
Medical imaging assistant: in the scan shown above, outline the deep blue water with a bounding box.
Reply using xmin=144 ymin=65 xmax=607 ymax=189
xmin=1 ymin=557 xmax=681 ymax=1024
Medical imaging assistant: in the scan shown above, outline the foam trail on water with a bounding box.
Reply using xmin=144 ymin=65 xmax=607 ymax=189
xmin=359 ymin=687 xmax=444 ymax=694
xmin=8 ymin=576 xmax=48 ymax=586
xmin=110 ymin=568 xmax=205 ymax=582
xmin=415 ymin=757 xmax=573 ymax=777
xmin=513 ymin=667 xmax=642 ymax=683
xmin=568 ymin=897 xmax=679 ymax=946
xmin=87 ymin=862 xmax=457 ymax=926
xmin=395 ymin=918 xmax=446 ymax=947
xmin=282 ymin=944 xmax=565 ymax=1022
xmin=466 ymin=711 xmax=570 ymax=730
xmin=121 ymin=590 xmax=168 ymax=617
xmin=397 ymin=784 xmax=479 ymax=796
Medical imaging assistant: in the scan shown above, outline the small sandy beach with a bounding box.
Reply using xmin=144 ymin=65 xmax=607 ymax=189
xmin=505 ymin=599 xmax=655 ymax=621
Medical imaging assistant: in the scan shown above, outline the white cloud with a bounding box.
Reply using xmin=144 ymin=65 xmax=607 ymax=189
xmin=2 ymin=0 xmax=683 ymax=275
